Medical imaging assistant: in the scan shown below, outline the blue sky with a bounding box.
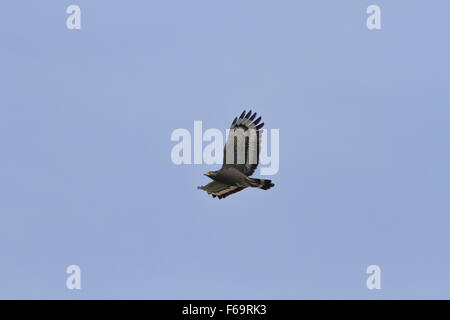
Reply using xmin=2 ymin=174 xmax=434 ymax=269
xmin=1 ymin=1 xmax=449 ymax=299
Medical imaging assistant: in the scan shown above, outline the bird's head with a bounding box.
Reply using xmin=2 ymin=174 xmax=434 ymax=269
xmin=205 ymin=171 xmax=217 ymax=178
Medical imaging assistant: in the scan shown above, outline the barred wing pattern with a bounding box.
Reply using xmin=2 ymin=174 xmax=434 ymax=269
xmin=222 ymin=110 xmax=264 ymax=177
xmin=197 ymin=181 xmax=245 ymax=199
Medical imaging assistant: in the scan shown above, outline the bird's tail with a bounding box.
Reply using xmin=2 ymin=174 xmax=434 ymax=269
xmin=248 ymin=178 xmax=275 ymax=190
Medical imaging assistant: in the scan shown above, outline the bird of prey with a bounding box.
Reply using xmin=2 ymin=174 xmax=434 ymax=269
xmin=198 ymin=110 xmax=275 ymax=199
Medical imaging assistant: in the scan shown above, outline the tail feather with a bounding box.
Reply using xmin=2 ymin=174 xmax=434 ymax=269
xmin=249 ymin=178 xmax=275 ymax=190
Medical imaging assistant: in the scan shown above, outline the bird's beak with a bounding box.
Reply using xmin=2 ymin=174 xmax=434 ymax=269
xmin=204 ymin=172 xmax=212 ymax=176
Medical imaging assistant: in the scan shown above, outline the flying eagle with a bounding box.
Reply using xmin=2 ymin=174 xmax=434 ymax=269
xmin=198 ymin=110 xmax=275 ymax=199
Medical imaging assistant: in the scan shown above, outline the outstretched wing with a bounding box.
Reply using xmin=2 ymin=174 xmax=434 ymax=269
xmin=197 ymin=181 xmax=245 ymax=199
xmin=222 ymin=110 xmax=264 ymax=176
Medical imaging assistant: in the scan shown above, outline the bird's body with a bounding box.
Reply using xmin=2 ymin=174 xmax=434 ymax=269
xmin=207 ymin=167 xmax=253 ymax=187
xmin=198 ymin=110 xmax=275 ymax=199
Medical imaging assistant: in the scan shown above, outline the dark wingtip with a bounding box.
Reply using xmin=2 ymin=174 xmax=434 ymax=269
xmin=231 ymin=117 xmax=237 ymax=126
xmin=253 ymin=116 xmax=262 ymax=125
xmin=245 ymin=110 xmax=252 ymax=119
xmin=249 ymin=112 xmax=256 ymax=121
xmin=239 ymin=110 xmax=246 ymax=119
xmin=255 ymin=122 xmax=264 ymax=130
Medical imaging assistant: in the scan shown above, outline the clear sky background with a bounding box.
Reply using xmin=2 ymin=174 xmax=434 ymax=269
xmin=1 ymin=1 xmax=449 ymax=299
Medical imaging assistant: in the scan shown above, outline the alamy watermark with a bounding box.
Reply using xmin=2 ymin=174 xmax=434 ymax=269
xmin=66 ymin=265 xmax=81 ymax=290
xmin=366 ymin=265 xmax=381 ymax=290
xmin=170 ymin=121 xmax=279 ymax=175
xmin=66 ymin=5 xmax=81 ymax=30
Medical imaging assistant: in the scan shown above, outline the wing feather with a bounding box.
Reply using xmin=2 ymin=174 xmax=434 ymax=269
xmin=222 ymin=110 xmax=263 ymax=176
xmin=197 ymin=181 xmax=245 ymax=199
